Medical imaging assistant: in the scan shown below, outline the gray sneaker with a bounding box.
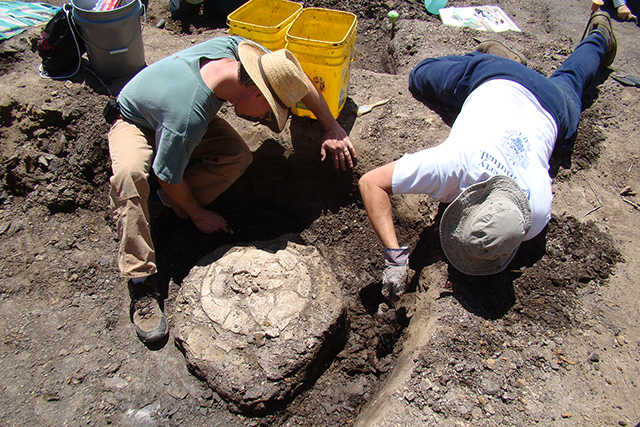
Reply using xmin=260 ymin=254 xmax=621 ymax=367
xmin=128 ymin=276 xmax=168 ymax=343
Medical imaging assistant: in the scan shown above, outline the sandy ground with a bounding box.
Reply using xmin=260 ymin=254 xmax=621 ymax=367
xmin=0 ymin=0 xmax=639 ymax=425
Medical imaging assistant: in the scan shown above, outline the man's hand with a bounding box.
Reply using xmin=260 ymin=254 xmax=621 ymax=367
xmin=320 ymin=126 xmax=356 ymax=171
xmin=382 ymin=264 xmax=409 ymax=302
xmin=617 ymin=4 xmax=637 ymax=21
xmin=190 ymin=208 xmax=229 ymax=234
xmin=381 ymin=244 xmax=411 ymax=302
xmin=299 ymin=73 xmax=356 ymax=171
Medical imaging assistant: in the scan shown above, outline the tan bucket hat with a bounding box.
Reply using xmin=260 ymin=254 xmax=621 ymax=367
xmin=238 ymin=40 xmax=309 ymax=132
xmin=439 ymin=175 xmax=533 ymax=276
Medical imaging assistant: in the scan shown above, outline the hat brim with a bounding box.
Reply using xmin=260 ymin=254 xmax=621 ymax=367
xmin=439 ymin=175 xmax=533 ymax=276
xmin=238 ymin=40 xmax=289 ymax=132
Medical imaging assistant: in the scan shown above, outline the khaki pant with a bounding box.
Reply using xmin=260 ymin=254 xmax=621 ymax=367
xmin=108 ymin=117 xmax=253 ymax=278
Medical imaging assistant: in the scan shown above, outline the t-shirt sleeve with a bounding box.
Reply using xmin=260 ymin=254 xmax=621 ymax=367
xmin=392 ymin=143 xmax=470 ymax=203
xmin=152 ymin=126 xmax=193 ymax=184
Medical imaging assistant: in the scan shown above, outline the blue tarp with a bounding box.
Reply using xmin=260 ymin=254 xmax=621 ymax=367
xmin=0 ymin=1 xmax=59 ymax=41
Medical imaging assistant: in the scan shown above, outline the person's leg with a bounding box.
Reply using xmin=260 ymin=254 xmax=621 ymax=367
xmin=409 ymin=20 xmax=611 ymax=145
xmin=158 ymin=116 xmax=253 ymax=218
xmin=408 ymin=50 xmax=539 ymax=109
xmin=546 ymin=30 xmax=609 ymax=143
xmin=108 ymin=119 xmax=157 ymax=278
xmin=109 ymin=119 xmax=168 ymax=343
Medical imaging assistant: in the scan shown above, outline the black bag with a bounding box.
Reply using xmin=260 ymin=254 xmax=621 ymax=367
xmin=36 ymin=3 xmax=86 ymax=79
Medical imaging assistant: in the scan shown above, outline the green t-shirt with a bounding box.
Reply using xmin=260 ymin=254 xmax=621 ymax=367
xmin=118 ymin=36 xmax=245 ymax=184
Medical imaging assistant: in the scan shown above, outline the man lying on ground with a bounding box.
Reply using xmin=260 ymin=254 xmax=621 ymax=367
xmin=359 ymin=12 xmax=617 ymax=301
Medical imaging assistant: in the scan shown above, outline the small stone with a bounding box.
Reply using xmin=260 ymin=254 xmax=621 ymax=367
xmin=482 ymin=378 xmax=501 ymax=395
xmin=254 ymin=332 xmax=266 ymax=347
xmin=471 ymin=406 xmax=482 ymax=419
xmin=156 ymin=18 xmax=166 ymax=29
xmin=41 ymin=390 xmax=60 ymax=401
xmin=515 ymin=378 xmax=526 ymax=388
xmin=403 ymin=391 xmax=416 ymax=402
xmin=420 ymin=378 xmax=433 ymax=392
xmin=561 ymin=412 xmax=572 ymax=418
xmin=168 ymin=386 xmax=188 ymax=400
xmin=103 ymin=377 xmax=128 ymax=390
xmin=0 ymin=221 xmax=10 ymax=235
xmin=477 ymin=395 xmax=488 ymax=405
xmin=620 ymin=186 xmax=635 ymax=196
xmin=502 ymin=391 xmax=517 ymax=401
xmin=485 ymin=358 xmax=496 ymax=370
xmin=619 ymin=421 xmax=628 ymax=426
xmin=265 ymin=327 xmax=279 ymax=339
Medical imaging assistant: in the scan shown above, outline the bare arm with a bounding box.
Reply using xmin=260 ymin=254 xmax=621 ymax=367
xmin=157 ymin=177 xmax=229 ymax=234
xmin=300 ymin=74 xmax=356 ymax=171
xmin=358 ymin=162 xmax=400 ymax=248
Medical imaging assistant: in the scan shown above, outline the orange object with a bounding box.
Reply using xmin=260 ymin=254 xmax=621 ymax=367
xmin=591 ymin=0 xmax=604 ymax=12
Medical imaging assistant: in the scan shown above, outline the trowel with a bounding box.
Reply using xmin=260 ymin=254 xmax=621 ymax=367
xmin=356 ymin=98 xmax=390 ymax=116
xmin=612 ymin=74 xmax=640 ymax=87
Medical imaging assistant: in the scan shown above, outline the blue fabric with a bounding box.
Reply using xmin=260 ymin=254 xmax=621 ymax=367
xmin=0 ymin=1 xmax=58 ymax=41
xmin=408 ymin=31 xmax=608 ymax=149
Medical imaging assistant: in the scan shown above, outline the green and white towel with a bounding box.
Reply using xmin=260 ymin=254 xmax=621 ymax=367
xmin=0 ymin=1 xmax=59 ymax=41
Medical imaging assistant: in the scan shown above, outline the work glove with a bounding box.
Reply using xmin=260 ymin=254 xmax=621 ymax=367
xmin=381 ymin=245 xmax=410 ymax=302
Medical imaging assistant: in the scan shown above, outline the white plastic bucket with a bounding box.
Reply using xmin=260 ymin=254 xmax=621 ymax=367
xmin=71 ymin=0 xmax=145 ymax=79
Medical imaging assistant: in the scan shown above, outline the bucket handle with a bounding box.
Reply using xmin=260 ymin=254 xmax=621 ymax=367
xmin=77 ymin=3 xmax=146 ymax=55
xmin=350 ymin=48 xmax=358 ymax=63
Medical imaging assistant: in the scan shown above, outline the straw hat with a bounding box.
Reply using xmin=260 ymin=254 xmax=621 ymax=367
xmin=439 ymin=175 xmax=532 ymax=276
xmin=238 ymin=40 xmax=309 ymax=132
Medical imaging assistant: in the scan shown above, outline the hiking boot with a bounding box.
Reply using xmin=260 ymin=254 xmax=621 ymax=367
xmin=580 ymin=11 xmax=617 ymax=67
xmin=128 ymin=276 xmax=168 ymax=343
xmin=477 ymin=40 xmax=528 ymax=66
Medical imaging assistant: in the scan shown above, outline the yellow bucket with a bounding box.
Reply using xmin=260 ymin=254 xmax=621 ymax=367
xmin=285 ymin=7 xmax=357 ymax=119
xmin=227 ymin=0 xmax=303 ymax=51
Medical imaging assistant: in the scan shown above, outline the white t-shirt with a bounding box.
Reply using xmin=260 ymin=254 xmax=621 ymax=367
xmin=392 ymin=79 xmax=558 ymax=240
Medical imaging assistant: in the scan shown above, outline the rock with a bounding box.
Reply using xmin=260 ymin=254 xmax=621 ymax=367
xmin=620 ymin=186 xmax=635 ymax=196
xmin=174 ymin=234 xmax=347 ymax=415
xmin=168 ymin=386 xmax=189 ymax=400
xmin=485 ymin=358 xmax=496 ymax=370
xmin=588 ymin=352 xmax=600 ymax=363
xmin=103 ymin=377 xmax=128 ymax=391
xmin=419 ymin=378 xmax=433 ymax=392
xmin=482 ymin=375 xmax=502 ymax=395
